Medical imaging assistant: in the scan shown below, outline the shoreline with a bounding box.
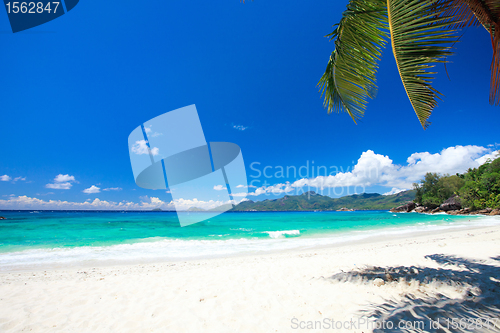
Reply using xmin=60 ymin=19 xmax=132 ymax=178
xmin=1 ymin=224 xmax=500 ymax=332
xmin=1 ymin=215 xmax=499 ymax=274
xmin=0 ymin=220 xmax=497 ymax=273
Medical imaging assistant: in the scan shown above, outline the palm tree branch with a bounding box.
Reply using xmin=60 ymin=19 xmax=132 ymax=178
xmin=483 ymin=0 xmax=500 ymax=104
xmin=318 ymin=0 xmax=389 ymax=122
xmin=440 ymin=0 xmax=500 ymax=104
xmin=442 ymin=0 xmax=498 ymax=30
xmin=387 ymin=0 xmax=458 ymax=129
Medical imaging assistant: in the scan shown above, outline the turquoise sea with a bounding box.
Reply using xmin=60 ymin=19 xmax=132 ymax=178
xmin=0 ymin=210 xmax=498 ymax=271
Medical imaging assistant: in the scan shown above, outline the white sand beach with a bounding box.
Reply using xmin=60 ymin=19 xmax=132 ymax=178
xmin=1 ymin=223 xmax=500 ymax=332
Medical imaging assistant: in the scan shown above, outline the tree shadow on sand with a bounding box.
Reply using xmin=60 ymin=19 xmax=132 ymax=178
xmin=328 ymin=254 xmax=500 ymax=332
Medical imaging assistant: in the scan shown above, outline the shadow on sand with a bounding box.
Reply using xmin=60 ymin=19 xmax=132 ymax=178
xmin=328 ymin=254 xmax=500 ymax=332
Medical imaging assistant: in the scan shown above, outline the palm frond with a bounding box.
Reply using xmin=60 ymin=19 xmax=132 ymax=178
xmin=483 ymin=0 xmax=500 ymax=104
xmin=387 ymin=0 xmax=458 ymax=129
xmin=441 ymin=0 xmax=500 ymax=104
xmin=319 ymin=0 xmax=388 ymax=122
xmin=441 ymin=0 xmax=483 ymax=29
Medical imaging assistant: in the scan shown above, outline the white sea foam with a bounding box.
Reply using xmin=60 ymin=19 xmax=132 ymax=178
xmin=264 ymin=230 xmax=300 ymax=239
xmin=0 ymin=216 xmax=498 ymax=271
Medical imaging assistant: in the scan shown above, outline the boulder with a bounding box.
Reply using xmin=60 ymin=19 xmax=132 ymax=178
xmin=373 ymin=278 xmax=385 ymax=287
xmin=390 ymin=201 xmax=415 ymax=213
xmin=431 ymin=207 xmax=443 ymax=213
xmin=414 ymin=206 xmax=428 ymax=213
xmin=489 ymin=209 xmax=500 ymax=216
xmin=449 ymin=208 xmax=470 ymax=215
xmin=440 ymin=195 xmax=462 ymax=212
xmin=477 ymin=208 xmax=493 ymax=215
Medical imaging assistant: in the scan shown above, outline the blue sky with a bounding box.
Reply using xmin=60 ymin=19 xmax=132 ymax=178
xmin=0 ymin=0 xmax=499 ymax=210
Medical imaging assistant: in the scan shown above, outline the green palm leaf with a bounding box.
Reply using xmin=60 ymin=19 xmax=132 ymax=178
xmin=321 ymin=0 xmax=459 ymax=129
xmin=387 ymin=0 xmax=458 ymax=129
xmin=318 ymin=0 xmax=388 ymax=122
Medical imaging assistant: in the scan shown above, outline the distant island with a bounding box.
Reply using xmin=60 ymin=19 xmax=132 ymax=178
xmin=228 ymin=190 xmax=415 ymax=212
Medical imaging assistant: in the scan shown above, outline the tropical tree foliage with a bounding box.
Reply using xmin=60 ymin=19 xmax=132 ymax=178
xmin=459 ymin=156 xmax=500 ymax=209
xmin=413 ymin=154 xmax=500 ymax=209
xmin=414 ymin=172 xmax=465 ymax=208
xmin=320 ymin=0 xmax=500 ymax=129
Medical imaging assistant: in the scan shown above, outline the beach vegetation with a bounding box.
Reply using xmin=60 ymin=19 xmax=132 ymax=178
xmin=413 ymin=155 xmax=500 ymax=209
xmin=460 ymin=156 xmax=500 ymax=209
xmin=414 ymin=173 xmax=465 ymax=208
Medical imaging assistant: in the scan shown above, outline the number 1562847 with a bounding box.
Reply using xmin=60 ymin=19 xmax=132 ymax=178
xmin=5 ymin=2 xmax=60 ymax=14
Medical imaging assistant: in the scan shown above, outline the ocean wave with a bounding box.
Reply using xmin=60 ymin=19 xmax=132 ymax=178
xmin=0 ymin=216 xmax=498 ymax=271
xmin=264 ymin=230 xmax=300 ymax=239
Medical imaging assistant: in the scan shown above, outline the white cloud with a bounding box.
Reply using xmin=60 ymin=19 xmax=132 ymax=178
xmin=83 ymin=185 xmax=101 ymax=194
xmin=103 ymin=187 xmax=122 ymax=191
xmin=233 ymin=125 xmax=248 ymax=131
xmin=46 ymin=174 xmax=77 ymax=190
xmin=243 ymin=182 xmax=295 ymax=196
xmin=46 ymin=182 xmax=72 ymax=190
xmin=236 ymin=184 xmax=257 ymax=188
xmin=291 ymin=145 xmax=494 ymax=190
xmin=149 ymin=197 xmax=164 ymax=205
xmin=35 ymin=192 xmax=54 ymax=196
xmin=213 ymin=185 xmax=227 ymax=191
xmin=383 ymin=188 xmax=407 ymax=196
xmin=0 ymin=195 xmax=240 ymax=211
xmin=169 ymin=198 xmax=236 ymax=210
xmin=241 ymin=145 xmax=497 ymax=197
xmin=291 ymin=150 xmax=396 ymax=189
xmin=54 ymin=174 xmax=76 ymax=183
xmin=0 ymin=175 xmax=27 ymax=183
xmin=144 ymin=126 xmax=163 ymax=137
xmin=0 ymin=175 xmax=11 ymax=181
xmin=474 ymin=150 xmax=499 ymax=165
xmin=136 ymin=195 xmax=237 ymax=211
xmin=131 ymin=140 xmax=159 ymax=156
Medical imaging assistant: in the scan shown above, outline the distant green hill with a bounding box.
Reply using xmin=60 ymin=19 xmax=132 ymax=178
xmin=187 ymin=204 xmax=235 ymax=212
xmin=230 ymin=190 xmax=415 ymax=212
xmin=208 ymin=204 xmax=234 ymax=212
xmin=187 ymin=207 xmax=205 ymax=212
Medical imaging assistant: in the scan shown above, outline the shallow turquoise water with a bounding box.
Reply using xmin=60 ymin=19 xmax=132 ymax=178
xmin=0 ymin=210 xmax=473 ymax=251
xmin=0 ymin=210 xmax=497 ymax=270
